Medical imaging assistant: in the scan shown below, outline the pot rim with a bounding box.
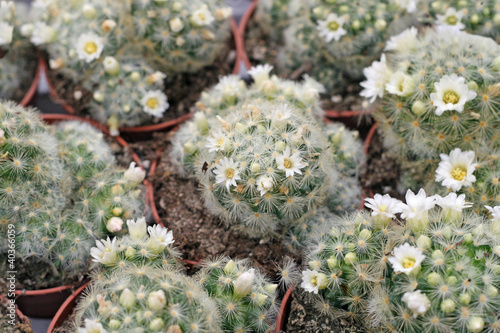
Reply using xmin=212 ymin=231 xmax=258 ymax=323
xmin=19 ymin=55 xmax=43 ymax=107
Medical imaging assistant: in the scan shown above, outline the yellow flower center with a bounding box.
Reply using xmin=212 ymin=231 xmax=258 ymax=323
xmin=403 ymin=257 xmax=415 ymax=268
xmin=283 ymin=158 xmax=292 ymax=169
xmin=328 ymin=21 xmax=340 ymax=31
xmin=217 ymin=137 xmax=224 ymax=146
xmin=451 ymin=167 xmax=467 ymax=181
xmin=443 ymin=91 xmax=459 ymax=104
xmin=380 ymin=205 xmax=387 ymax=212
xmin=311 ymin=277 xmax=318 ymax=286
xmin=446 ymin=15 xmax=458 ymax=25
xmin=198 ymin=13 xmax=206 ymax=21
xmin=84 ymin=41 xmax=98 ymax=54
xmin=146 ymin=97 xmax=159 ymax=109
xmin=225 ymin=168 xmax=235 ymax=179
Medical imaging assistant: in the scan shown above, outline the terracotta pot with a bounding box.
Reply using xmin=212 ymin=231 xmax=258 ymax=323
xmin=275 ymin=285 xmax=293 ymax=332
xmin=362 ymin=123 xmax=378 ymax=200
xmin=44 ymin=19 xmax=242 ymax=138
xmin=19 ymin=56 xmax=43 ymax=107
xmin=0 ymin=294 xmax=32 ymax=328
xmin=14 ymin=284 xmax=78 ymax=318
xmin=237 ymin=0 xmax=257 ymax=71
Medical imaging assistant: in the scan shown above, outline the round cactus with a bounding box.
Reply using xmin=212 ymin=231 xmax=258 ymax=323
xmin=197 ymin=257 xmax=281 ymax=332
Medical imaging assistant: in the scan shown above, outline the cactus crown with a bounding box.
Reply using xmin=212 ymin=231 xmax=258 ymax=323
xmin=197 ymin=257 xmax=281 ymax=332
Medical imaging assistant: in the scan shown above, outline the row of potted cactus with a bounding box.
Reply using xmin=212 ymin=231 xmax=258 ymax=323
xmin=1 ymin=0 xmax=500 ymax=332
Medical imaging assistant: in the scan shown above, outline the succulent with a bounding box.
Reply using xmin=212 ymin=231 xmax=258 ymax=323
xmin=0 ymin=2 xmax=37 ymax=102
xmin=254 ymin=0 xmax=413 ymax=95
xmin=253 ymin=0 xmax=295 ymax=42
xmin=128 ymin=0 xmax=233 ymax=73
xmin=418 ymin=0 xmax=500 ymax=42
xmin=0 ymin=102 xmax=145 ymax=285
xmin=363 ymin=28 xmax=500 ymax=209
xmin=75 ymin=220 xmax=221 ymax=332
xmin=197 ymin=257 xmax=281 ymax=332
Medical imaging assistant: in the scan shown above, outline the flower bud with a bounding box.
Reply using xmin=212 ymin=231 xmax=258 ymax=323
xmin=308 ymin=260 xmax=321 ymax=270
xmin=183 ymin=142 xmax=196 ymax=154
xmin=112 ymin=207 xmax=123 ymax=216
xmin=147 ymin=290 xmax=166 ymax=310
xmin=359 ymin=229 xmax=372 ymax=240
xmin=93 ymin=91 xmax=104 ymax=103
xmin=124 ymin=162 xmax=146 ymax=184
xmin=150 ymin=318 xmax=164 ymax=331
xmin=416 ymin=235 xmax=432 ymax=249
xmin=494 ymin=14 xmax=500 ymax=25
xmin=120 ymin=288 xmax=135 ymax=309
xmin=82 ymin=4 xmax=96 ymax=19
xmin=276 ymin=141 xmax=286 ymax=152
xmin=440 ymin=299 xmax=455 ymax=313
xmin=344 ymin=252 xmax=357 ymax=265
xmin=235 ymin=122 xmax=246 ymax=134
xmin=176 ymin=36 xmax=185 ymax=46
xmin=463 ymin=233 xmax=473 ymax=243
xmin=255 ymin=293 xmax=268 ymax=306
xmin=172 ymin=2 xmax=182 ymax=11
xmin=441 ymin=226 xmax=452 ymax=239
xmin=169 ymin=17 xmax=184 ymax=32
xmin=109 ymin=319 xmax=121 ymax=329
xmin=261 ymin=80 xmax=276 ymax=96
xmin=130 ymin=71 xmax=141 ymax=82
xmin=327 ymin=257 xmax=337 ymax=269
xmin=234 ymin=269 xmax=255 ymax=298
xmin=106 ymin=217 xmax=123 ymax=233
xmin=427 ymin=272 xmax=441 ymax=286
xmin=127 ymin=217 xmax=147 ymax=240
xmin=214 ymin=8 xmax=233 ymax=20
xmin=251 ymin=163 xmax=261 ymax=173
xmin=374 ymin=19 xmax=387 ymax=31
xmin=487 ymin=285 xmax=498 ymax=297
xmin=467 ymin=317 xmax=485 ymax=333
xmin=103 ymin=56 xmax=120 ymax=75
xmin=411 ymin=100 xmax=426 ymax=115
xmin=432 ymin=250 xmax=444 ymax=259
xmin=351 ymin=19 xmax=361 ymax=30
xmin=125 ymin=246 xmax=136 ymax=258
xmin=194 ymin=112 xmax=209 ymax=133
xmin=224 ymin=260 xmax=237 ymax=274
xmin=264 ymin=283 xmax=278 ymax=294
xmin=459 ymin=293 xmax=471 ymax=305
xmin=446 ymin=276 xmax=457 ymax=285
xmin=101 ymin=19 xmax=117 ymax=33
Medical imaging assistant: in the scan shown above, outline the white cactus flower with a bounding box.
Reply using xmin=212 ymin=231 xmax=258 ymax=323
xmin=140 ymin=90 xmax=169 ymax=118
xmin=436 ymin=7 xmax=465 ymax=31
xmin=402 ymin=290 xmax=431 ymax=317
xmin=191 ymin=6 xmax=214 ymax=26
xmin=106 ymin=217 xmax=124 ymax=233
xmin=430 ymin=74 xmax=477 ymax=116
xmin=124 ymin=162 xmax=146 ymax=184
xmin=147 ymin=225 xmax=174 ymax=254
xmin=257 ymin=175 xmax=274 ymax=196
xmin=214 ymin=157 xmax=241 ymax=191
xmin=360 ymin=54 xmax=393 ymax=103
xmin=76 ymin=32 xmax=104 ymax=63
xmin=388 ymin=243 xmax=425 ymax=275
xmin=248 ymin=64 xmax=274 ymax=85
xmin=91 ymin=237 xmax=118 ymax=266
xmin=364 ymin=194 xmax=403 ymax=219
xmin=126 ymin=217 xmax=147 ymax=240
xmin=276 ymin=146 xmax=306 ymax=178
xmin=435 ymin=148 xmax=477 ymax=191
xmin=234 ymin=269 xmax=255 ymax=298
xmin=317 ymin=13 xmax=347 ymax=42
xmin=301 ymin=269 xmax=327 ymax=294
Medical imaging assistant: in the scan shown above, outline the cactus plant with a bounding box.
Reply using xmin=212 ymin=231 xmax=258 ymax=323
xmin=197 ymin=257 xmax=282 ymax=332
xmin=75 ymin=220 xmax=221 ymax=332
xmin=0 ymin=2 xmax=37 ymax=102
xmin=0 ymin=102 xmax=145 ymax=287
xmin=362 ymin=28 xmax=500 ymax=209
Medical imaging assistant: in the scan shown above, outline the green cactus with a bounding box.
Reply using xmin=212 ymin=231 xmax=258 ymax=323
xmin=197 ymin=257 xmax=282 ymax=332
xmin=74 ymin=220 xmax=220 ymax=332
xmin=363 ymin=28 xmax=500 ymax=209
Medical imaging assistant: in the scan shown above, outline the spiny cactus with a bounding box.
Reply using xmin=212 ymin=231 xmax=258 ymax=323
xmin=75 ymin=221 xmax=221 ymax=333
xmin=0 ymin=2 xmax=37 ymax=102
xmin=363 ymin=28 xmax=500 ymax=209
xmin=261 ymin=0 xmax=414 ymax=95
xmin=86 ymin=57 xmax=169 ymax=135
xmin=419 ymin=0 xmax=500 ymax=42
xmin=197 ymin=257 xmax=281 ymax=332
xmin=170 ymin=65 xmax=325 ymax=177
xmin=195 ymin=100 xmax=333 ymax=235
xmin=253 ymin=0 xmax=295 ymax=42
xmin=129 ymin=0 xmax=233 ymax=73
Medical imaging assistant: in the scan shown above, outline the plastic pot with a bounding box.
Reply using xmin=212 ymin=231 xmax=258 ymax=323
xmin=44 ymin=18 xmax=242 ymax=139
xmin=237 ymin=0 xmax=257 ymax=71
xmin=18 ymin=56 xmax=43 ymax=107
xmin=275 ymin=285 xmax=293 ymax=332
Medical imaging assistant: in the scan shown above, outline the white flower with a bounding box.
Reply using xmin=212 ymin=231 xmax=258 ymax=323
xmin=124 ymin=162 xmax=146 ymax=184
xmin=316 ymin=13 xmax=347 ymax=42
xmin=127 ymin=217 xmax=147 ymax=240
xmin=206 ymin=129 xmax=230 ymax=152
xmin=485 ymin=206 xmax=500 ymax=221
xmin=271 ymin=103 xmax=292 ymax=124
xmin=360 ymin=54 xmax=393 ymax=103
xmin=147 ymin=71 xmax=167 ymax=84
xmin=435 ymin=148 xmax=477 ymax=191
xmin=76 ymin=32 xmax=104 ymax=63
xmin=90 ymin=237 xmax=118 ymax=266
xmin=298 ymin=75 xmax=325 ymax=104
xmin=435 ymin=193 xmax=472 ymax=212
xmin=402 ymin=290 xmax=431 ymax=317
xmin=276 ymin=146 xmax=306 ymax=178
xmin=147 ymin=290 xmax=166 ymax=310
xmin=31 ymin=22 xmax=57 ymax=45
xmin=20 ymin=23 xmax=35 ymax=37
xmin=233 ymin=269 xmax=255 ymax=298
xmin=191 ymin=6 xmax=214 ymax=26
xmin=393 ymin=0 xmax=418 ymax=13
xmin=106 ymin=217 xmax=123 ymax=233
xmin=301 ymin=269 xmax=327 ymax=294
xmin=364 ymin=194 xmax=403 ymax=219
xmin=101 ymin=19 xmax=116 ymax=33
xmin=214 ymin=7 xmax=233 ymax=20
xmin=215 ymin=75 xmax=244 ymax=100
xmin=248 ymin=64 xmax=274 ymax=85
xmin=385 ymin=27 xmax=418 ymax=52
xmin=214 ymin=157 xmax=241 ymax=191
xmin=169 ymin=17 xmax=184 ymax=32
xmin=0 ymin=23 xmax=13 ymax=46
xmin=147 ymin=225 xmax=174 ymax=254
xmin=388 ymin=243 xmax=425 ymax=275
xmin=385 ymin=71 xmax=414 ymax=97
xmin=430 ymin=74 xmax=476 ymax=115
xmin=257 ymin=176 xmax=274 ymax=196
xmin=140 ymin=90 xmax=169 ymax=118
xmin=399 ymin=189 xmax=436 ymax=233
xmin=436 ymin=7 xmax=465 ymax=31
xmin=103 ymin=56 xmax=119 ymax=75
xmin=467 ymin=317 xmax=485 ymax=333
xmin=79 ymin=319 xmax=107 ymax=333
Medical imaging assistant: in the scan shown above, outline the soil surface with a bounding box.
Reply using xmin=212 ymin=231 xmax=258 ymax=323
xmin=0 ymin=297 xmax=33 ymax=333
xmin=46 ymin=45 xmax=236 ymax=127
xmin=283 ymin=288 xmax=368 ymax=333
xmin=148 ymin=132 xmax=297 ymax=278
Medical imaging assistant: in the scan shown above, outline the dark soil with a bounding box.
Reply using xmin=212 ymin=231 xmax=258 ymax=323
xmin=283 ymin=288 xmax=367 ymax=333
xmin=0 ymin=297 xmax=33 ymax=333
xmin=148 ymin=132 xmax=297 ymax=278
xmin=46 ymin=47 xmax=236 ymax=127
xmin=244 ymin=18 xmax=280 ymax=70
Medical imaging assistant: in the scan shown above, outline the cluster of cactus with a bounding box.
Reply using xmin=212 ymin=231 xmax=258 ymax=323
xmin=417 ymin=0 xmax=500 ymax=42
xmin=0 ymin=2 xmax=37 ymax=102
xmin=363 ymin=28 xmax=500 ymax=208
xmin=25 ymin=0 xmax=233 ymax=131
xmin=253 ymin=0 xmax=294 ymax=43
xmin=0 ymin=102 xmax=145 ymax=284
xmin=197 ymin=257 xmax=280 ymax=332
xmin=251 ymin=0 xmax=414 ymax=95
xmin=171 ymin=65 xmax=364 ymax=237
xmin=301 ymin=190 xmax=500 ymax=332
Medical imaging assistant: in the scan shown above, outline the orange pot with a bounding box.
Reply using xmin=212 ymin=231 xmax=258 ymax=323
xmin=275 ymin=285 xmax=293 ymax=332
xmin=44 ymin=19 xmax=242 ymax=138
xmin=19 ymin=56 xmax=43 ymax=107
xmin=237 ymin=0 xmax=257 ymax=71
